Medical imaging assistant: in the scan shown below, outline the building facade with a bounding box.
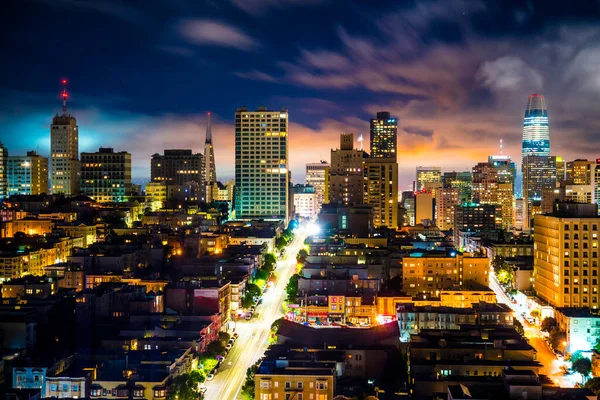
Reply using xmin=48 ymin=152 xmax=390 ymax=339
xmin=471 ymin=156 xmax=515 ymax=230
xmin=204 ymin=113 xmax=217 ymax=202
xmin=436 ymin=187 xmax=459 ymax=231
xmin=328 ymin=133 xmax=366 ymax=205
xmin=81 ymin=148 xmax=132 ymax=203
xmin=522 ymin=93 xmax=550 ymax=160
xmin=533 ymin=203 xmax=600 ymax=309
xmin=7 ymin=151 xmax=48 ymax=196
xmin=363 ymin=159 xmax=398 ymax=228
xmin=234 ymin=107 xmax=289 ymax=221
xmin=369 ymin=111 xmax=397 ymax=160
xmin=416 ymin=166 xmax=442 ymax=192
xmin=306 ymin=161 xmax=329 ymax=211
xmin=293 ymin=184 xmax=318 ymax=219
xmin=50 ymin=92 xmax=80 ymax=195
xmin=150 ymin=149 xmax=204 ymax=186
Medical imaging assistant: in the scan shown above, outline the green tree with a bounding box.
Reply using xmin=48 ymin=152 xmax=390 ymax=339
xmin=241 ymin=360 xmax=262 ymax=399
xmin=491 ymin=255 xmax=506 ymax=273
xmin=264 ymin=253 xmax=277 ymax=272
xmin=246 ymin=283 xmax=262 ymax=299
xmin=296 ymin=249 xmax=309 ymax=263
xmin=205 ymin=341 xmax=225 ymax=358
xmin=540 ymin=317 xmax=558 ymax=333
xmin=276 ymin=236 xmax=288 ymax=250
xmin=167 ymin=371 xmax=205 ymax=400
xmin=285 ymin=274 xmax=300 ymax=303
xmin=573 ymin=357 xmax=592 ymax=384
xmin=585 ymin=377 xmax=600 ymax=396
xmin=242 ymin=293 xmax=254 ymax=309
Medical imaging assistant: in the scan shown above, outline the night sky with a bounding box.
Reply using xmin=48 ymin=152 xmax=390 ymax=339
xmin=1 ymin=0 xmax=600 ymax=188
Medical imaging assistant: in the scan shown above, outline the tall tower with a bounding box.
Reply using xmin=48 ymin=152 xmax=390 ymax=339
xmin=522 ymin=94 xmax=550 ymax=161
xmin=369 ymin=111 xmax=397 ymax=160
xmin=365 ymin=111 xmax=399 ymax=228
xmin=234 ymin=107 xmax=289 ymax=221
xmin=329 ymin=133 xmax=366 ymax=205
xmin=50 ymin=80 xmax=80 ymax=195
xmin=204 ymin=112 xmax=217 ymax=185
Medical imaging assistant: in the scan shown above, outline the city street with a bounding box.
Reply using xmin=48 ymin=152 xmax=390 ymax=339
xmin=489 ymin=273 xmax=577 ymax=387
xmin=203 ymin=227 xmax=308 ymax=400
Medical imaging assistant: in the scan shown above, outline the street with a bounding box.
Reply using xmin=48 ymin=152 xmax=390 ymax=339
xmin=489 ymin=272 xmax=577 ymax=387
xmin=203 ymin=227 xmax=308 ymax=400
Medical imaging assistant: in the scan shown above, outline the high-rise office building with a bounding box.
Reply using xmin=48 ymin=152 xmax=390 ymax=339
xmin=566 ymin=159 xmax=595 ymax=185
xmin=81 ymin=148 xmax=131 ymax=203
xmin=416 ymin=166 xmax=442 ymax=192
xmin=7 ymin=151 xmax=48 ymax=196
xmin=328 ymin=133 xmax=367 ymax=205
xmin=234 ymin=107 xmax=289 ymax=221
xmin=0 ymin=142 xmax=7 ymax=199
xmin=534 ymin=203 xmax=600 ymax=309
xmin=415 ymin=191 xmax=434 ymax=225
xmin=556 ymin=156 xmax=566 ymax=184
xmin=595 ymin=160 xmax=600 ymax=215
xmin=151 ymin=149 xmax=204 ymax=185
xmin=435 ymin=187 xmax=459 ymax=231
xmin=471 ymin=156 xmax=515 ymax=229
xmin=369 ymin=111 xmax=397 ymax=160
xmin=364 ymin=111 xmax=399 ymax=228
xmin=306 ymin=161 xmax=329 ymax=211
xmin=454 ymin=204 xmax=502 ymax=243
xmin=522 ymin=155 xmax=557 ymax=228
xmin=50 ymin=85 xmax=80 ymax=195
xmin=204 ymin=113 xmax=217 ymax=201
xmin=442 ymin=171 xmax=472 ymax=203
xmin=364 ymin=159 xmax=398 ymax=228
xmin=522 ymin=94 xmax=550 ymax=161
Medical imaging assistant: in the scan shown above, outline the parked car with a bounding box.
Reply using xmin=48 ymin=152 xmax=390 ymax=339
xmin=245 ymin=313 xmax=252 ymax=320
xmin=256 ymin=298 xmax=263 ymax=306
xmin=233 ymin=332 xmax=239 ymax=339
xmin=226 ymin=343 xmax=232 ymax=351
xmin=206 ymin=374 xmax=215 ymax=381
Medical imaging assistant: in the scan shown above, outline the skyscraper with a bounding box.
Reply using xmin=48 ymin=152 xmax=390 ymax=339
xmin=523 ymin=155 xmax=557 ymax=228
xmin=0 ymin=142 xmax=7 ymax=200
xmin=328 ymin=133 xmax=367 ymax=205
xmin=416 ymin=166 xmax=442 ymax=192
xmin=81 ymin=148 xmax=131 ymax=203
xmin=234 ymin=107 xmax=289 ymax=221
xmin=7 ymin=151 xmax=48 ymax=196
xmin=50 ymin=83 xmax=80 ymax=195
xmin=442 ymin=171 xmax=472 ymax=203
xmin=151 ymin=150 xmax=204 ymax=186
xmin=306 ymin=161 xmax=329 ymax=211
xmin=364 ymin=111 xmax=399 ymax=228
xmin=471 ymin=156 xmax=515 ymax=229
xmin=369 ymin=111 xmax=397 ymax=160
xmin=435 ymin=187 xmax=459 ymax=231
xmin=204 ymin=112 xmax=217 ymax=201
xmin=522 ymin=94 xmax=550 ymax=161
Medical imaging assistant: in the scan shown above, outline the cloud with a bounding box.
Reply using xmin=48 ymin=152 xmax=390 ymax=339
xmin=179 ymin=20 xmax=259 ymax=50
xmin=230 ymin=0 xmax=328 ymax=16
xmin=157 ymin=45 xmax=195 ymax=57
xmin=234 ymin=70 xmax=279 ymax=82
xmin=476 ymin=56 xmax=543 ymax=92
xmin=403 ymin=126 xmax=434 ymax=138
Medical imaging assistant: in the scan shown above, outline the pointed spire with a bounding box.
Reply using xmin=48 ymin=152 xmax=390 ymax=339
xmin=500 ymin=138 xmax=503 ymax=156
xmin=61 ymin=79 xmax=68 ymax=116
xmin=205 ymin=112 xmax=212 ymax=144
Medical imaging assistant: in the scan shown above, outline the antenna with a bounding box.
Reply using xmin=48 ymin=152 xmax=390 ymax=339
xmin=357 ymin=134 xmax=364 ymax=151
xmin=205 ymin=112 xmax=212 ymax=144
xmin=499 ymin=138 xmax=503 ymax=156
xmin=61 ymin=79 xmax=68 ymax=115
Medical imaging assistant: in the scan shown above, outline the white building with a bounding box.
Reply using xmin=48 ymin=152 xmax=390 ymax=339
xmin=306 ymin=161 xmax=329 ymax=212
xmin=293 ymin=187 xmax=318 ymax=219
xmin=556 ymin=307 xmax=600 ymax=352
xmin=234 ymin=107 xmax=289 ymax=222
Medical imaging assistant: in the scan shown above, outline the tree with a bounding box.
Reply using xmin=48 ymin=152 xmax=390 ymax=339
xmin=205 ymin=341 xmax=225 ymax=358
xmin=218 ymin=331 xmax=231 ymax=347
xmin=573 ymin=357 xmax=592 ymax=384
xmin=296 ymin=249 xmax=309 ymax=263
xmin=541 ymin=317 xmax=558 ymax=333
xmin=491 ymin=255 xmax=506 ymax=273
xmin=285 ymin=275 xmax=299 ymax=303
xmin=549 ymin=328 xmax=567 ymax=353
xmin=276 ymin=236 xmax=288 ymax=250
xmin=513 ymin=319 xmax=525 ymax=336
xmin=167 ymin=371 xmax=205 ymax=400
xmin=246 ymin=283 xmax=262 ymax=299
xmin=241 ymin=359 xmax=262 ymax=399
xmin=264 ymin=253 xmax=277 ymax=272
xmin=585 ymin=377 xmax=600 ymax=396
xmin=242 ymin=293 xmax=254 ymax=309
xmin=530 ymin=310 xmax=540 ymax=320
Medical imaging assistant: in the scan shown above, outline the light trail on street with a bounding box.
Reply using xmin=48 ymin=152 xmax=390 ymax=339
xmin=203 ymin=227 xmax=308 ymax=400
xmin=489 ymin=272 xmax=575 ymax=387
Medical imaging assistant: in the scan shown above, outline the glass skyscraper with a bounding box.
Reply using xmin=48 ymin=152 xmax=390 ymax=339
xmin=522 ymin=94 xmax=550 ymax=160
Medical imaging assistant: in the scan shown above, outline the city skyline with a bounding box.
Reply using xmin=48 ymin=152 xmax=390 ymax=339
xmin=2 ymin=1 xmax=600 ymax=187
